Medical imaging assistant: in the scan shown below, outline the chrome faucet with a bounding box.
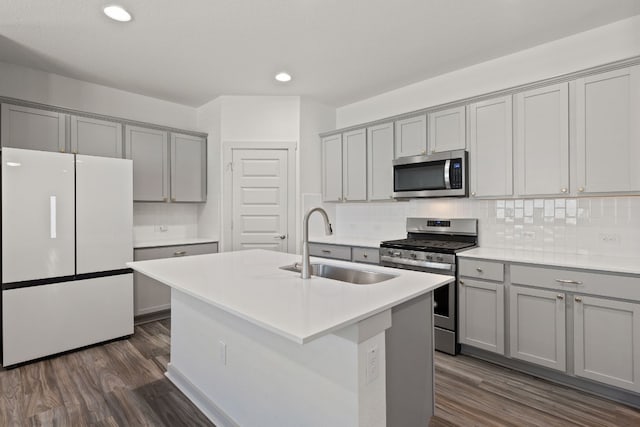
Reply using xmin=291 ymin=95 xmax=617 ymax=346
xmin=301 ymin=207 xmax=333 ymax=279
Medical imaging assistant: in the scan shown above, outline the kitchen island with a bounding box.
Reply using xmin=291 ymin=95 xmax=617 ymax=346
xmin=127 ymin=249 xmax=452 ymax=427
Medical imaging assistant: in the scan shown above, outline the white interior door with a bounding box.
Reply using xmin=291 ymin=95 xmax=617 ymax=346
xmin=232 ymin=149 xmax=288 ymax=252
xmin=1 ymin=148 xmax=75 ymax=283
xmin=76 ymin=155 xmax=133 ymax=274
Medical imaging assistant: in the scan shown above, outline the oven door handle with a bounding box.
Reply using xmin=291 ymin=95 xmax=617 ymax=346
xmin=380 ymin=256 xmax=453 ymax=271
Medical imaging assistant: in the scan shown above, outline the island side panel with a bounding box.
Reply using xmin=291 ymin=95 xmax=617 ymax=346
xmin=385 ymin=292 xmax=435 ymax=427
xmin=167 ymin=288 xmax=390 ymax=427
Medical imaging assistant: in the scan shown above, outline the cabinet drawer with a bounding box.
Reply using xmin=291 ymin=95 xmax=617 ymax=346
xmin=511 ymin=264 xmax=640 ymax=301
xmin=308 ymin=243 xmax=351 ymax=261
xmin=459 ymin=259 xmax=505 ymax=282
xmin=134 ymin=242 xmax=218 ymax=261
xmin=352 ymin=247 xmax=380 ymax=264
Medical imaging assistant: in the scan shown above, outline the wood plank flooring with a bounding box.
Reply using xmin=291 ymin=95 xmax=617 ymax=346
xmin=1 ymin=320 xmax=638 ymax=426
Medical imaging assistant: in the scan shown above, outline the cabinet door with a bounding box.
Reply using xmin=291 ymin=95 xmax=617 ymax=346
xmin=394 ymin=115 xmax=427 ymax=158
xmin=509 ymin=286 xmax=566 ymax=371
xmin=171 ymin=133 xmax=206 ymax=202
xmin=70 ymin=116 xmax=122 ymax=158
xmin=1 ymin=104 xmax=66 ymax=153
xmin=322 ymin=134 xmax=343 ymax=202
xmin=125 ymin=125 xmax=169 ymax=202
xmin=342 ymin=129 xmax=367 ymax=201
xmin=428 ymin=106 xmax=466 ymax=153
xmin=574 ymin=296 xmax=640 ymax=393
xmin=458 ymin=278 xmax=504 ymax=354
xmin=576 ymin=66 xmax=640 ymax=194
xmin=367 ymin=122 xmax=394 ymax=201
xmin=469 ymin=95 xmax=513 ymax=198
xmin=515 ymin=83 xmax=569 ymax=196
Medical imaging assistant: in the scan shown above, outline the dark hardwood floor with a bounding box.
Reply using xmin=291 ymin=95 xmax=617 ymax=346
xmin=1 ymin=320 xmax=638 ymax=426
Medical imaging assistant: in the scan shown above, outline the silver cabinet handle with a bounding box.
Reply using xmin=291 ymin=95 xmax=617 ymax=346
xmin=555 ymin=279 xmax=583 ymax=285
xmin=363 ymin=253 xmax=368 ymax=258
xmin=273 ymin=235 xmax=286 ymax=240
xmin=578 ymin=187 xmax=585 ymax=193
xmin=575 ymin=296 xmax=583 ymax=302
xmin=459 ymin=280 xmax=465 ymax=285
xmin=471 ymin=192 xmax=476 ymax=197
xmin=561 ymin=188 xmax=567 ymax=193
xmin=557 ymin=294 xmax=564 ymax=300
xmin=476 ymin=267 xmax=483 ymax=273
xmin=321 ymin=249 xmax=331 ymax=254
xmin=173 ymin=251 xmax=187 ymax=256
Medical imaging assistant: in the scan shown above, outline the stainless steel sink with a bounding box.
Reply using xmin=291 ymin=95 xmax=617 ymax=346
xmin=280 ymin=263 xmax=397 ymax=285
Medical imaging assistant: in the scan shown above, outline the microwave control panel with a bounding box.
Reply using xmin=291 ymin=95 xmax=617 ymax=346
xmin=449 ymin=159 xmax=463 ymax=189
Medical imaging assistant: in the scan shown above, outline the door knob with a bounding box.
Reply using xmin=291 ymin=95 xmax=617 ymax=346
xmin=273 ymin=235 xmax=286 ymax=240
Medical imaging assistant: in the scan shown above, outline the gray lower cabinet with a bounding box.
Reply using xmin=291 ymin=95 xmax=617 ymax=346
xmin=458 ymin=277 xmax=505 ymax=354
xmin=1 ymin=103 xmax=66 ymax=153
xmin=509 ymin=285 xmax=566 ymax=371
xmin=308 ymin=242 xmax=380 ymax=265
xmin=574 ymin=295 xmax=640 ymax=392
xmin=133 ymin=242 xmax=218 ymax=317
xmin=170 ymin=133 xmax=206 ymax=202
xmin=125 ymin=125 xmax=169 ymax=202
xmin=70 ymin=115 xmax=123 ymax=158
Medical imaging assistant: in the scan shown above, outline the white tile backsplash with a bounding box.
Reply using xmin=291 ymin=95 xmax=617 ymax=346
xmin=133 ymin=203 xmax=199 ymax=243
xmin=333 ymin=196 xmax=640 ymax=256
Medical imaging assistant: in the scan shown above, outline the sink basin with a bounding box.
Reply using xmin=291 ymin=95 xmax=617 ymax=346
xmin=280 ymin=263 xmax=397 ymax=285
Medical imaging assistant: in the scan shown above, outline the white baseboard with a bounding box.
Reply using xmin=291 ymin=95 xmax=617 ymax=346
xmin=135 ymin=303 xmax=171 ymax=316
xmin=165 ymin=363 xmax=240 ymax=427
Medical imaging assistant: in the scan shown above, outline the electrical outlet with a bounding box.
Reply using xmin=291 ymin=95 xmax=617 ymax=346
xmin=366 ymin=345 xmax=379 ymax=384
xmin=599 ymin=233 xmax=620 ymax=244
xmin=219 ymin=341 xmax=227 ymax=365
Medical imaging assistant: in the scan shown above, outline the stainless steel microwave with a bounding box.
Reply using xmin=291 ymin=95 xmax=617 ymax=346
xmin=393 ymin=149 xmax=468 ymax=198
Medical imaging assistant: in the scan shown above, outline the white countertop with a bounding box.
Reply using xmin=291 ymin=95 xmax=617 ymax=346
xmin=459 ymin=247 xmax=640 ymax=275
xmin=134 ymin=237 xmax=218 ymax=249
xmin=127 ymin=249 xmax=452 ymax=344
xmin=309 ymin=236 xmax=396 ymax=248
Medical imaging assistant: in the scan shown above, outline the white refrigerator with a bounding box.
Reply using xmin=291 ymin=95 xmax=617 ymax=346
xmin=1 ymin=147 xmax=134 ymax=366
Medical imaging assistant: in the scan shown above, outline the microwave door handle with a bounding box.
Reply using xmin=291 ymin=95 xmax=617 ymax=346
xmin=444 ymin=159 xmax=451 ymax=189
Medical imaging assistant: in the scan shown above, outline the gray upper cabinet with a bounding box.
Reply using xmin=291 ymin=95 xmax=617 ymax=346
xmin=1 ymin=104 xmax=66 ymax=153
xmin=394 ymin=114 xmax=427 ymax=158
xmin=575 ymin=65 xmax=640 ymax=195
xmin=125 ymin=125 xmax=169 ymax=202
xmin=367 ymin=122 xmax=394 ymax=201
xmin=342 ymin=129 xmax=367 ymax=202
xmin=70 ymin=116 xmax=123 ymax=158
xmin=322 ymin=134 xmax=343 ymax=202
xmin=428 ymin=106 xmax=466 ymax=153
xmin=515 ymin=83 xmax=569 ymax=197
xmin=171 ymin=133 xmax=206 ymax=202
xmin=469 ymin=95 xmax=513 ymax=198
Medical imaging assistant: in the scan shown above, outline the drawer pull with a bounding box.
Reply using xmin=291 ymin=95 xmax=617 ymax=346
xmin=173 ymin=251 xmax=187 ymax=256
xmin=555 ymin=279 xmax=583 ymax=285
xmin=575 ymin=296 xmax=583 ymax=302
xmin=363 ymin=253 xmax=368 ymax=258
xmin=459 ymin=280 xmax=465 ymax=285
xmin=557 ymin=294 xmax=564 ymax=300
xmin=321 ymin=249 xmax=331 ymax=254
xmin=476 ymin=267 xmax=483 ymax=273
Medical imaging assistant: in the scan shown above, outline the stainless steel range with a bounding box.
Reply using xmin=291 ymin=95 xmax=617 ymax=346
xmin=379 ymin=218 xmax=478 ymax=355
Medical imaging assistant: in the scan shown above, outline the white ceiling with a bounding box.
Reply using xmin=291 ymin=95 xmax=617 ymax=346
xmin=1 ymin=0 xmax=639 ymax=108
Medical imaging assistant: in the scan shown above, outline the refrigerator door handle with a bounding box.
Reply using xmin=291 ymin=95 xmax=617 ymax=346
xmin=50 ymin=196 xmax=57 ymax=239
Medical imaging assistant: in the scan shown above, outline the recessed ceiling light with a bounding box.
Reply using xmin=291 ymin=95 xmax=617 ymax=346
xmin=275 ymin=72 xmax=292 ymax=82
xmin=103 ymin=5 xmax=132 ymax=22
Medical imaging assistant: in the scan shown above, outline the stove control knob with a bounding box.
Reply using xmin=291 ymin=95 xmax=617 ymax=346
xmin=392 ymin=251 xmax=401 ymax=257
xmin=426 ymin=255 xmax=433 ymax=261
xmin=410 ymin=253 xmax=417 ymax=259
xmin=436 ymin=256 xmax=444 ymax=262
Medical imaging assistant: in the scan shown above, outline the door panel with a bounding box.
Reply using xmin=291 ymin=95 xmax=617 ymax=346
xmin=1 ymin=148 xmax=75 ymax=282
xmin=125 ymin=125 xmax=169 ymax=201
xmin=171 ymin=133 xmax=206 ymax=202
xmin=70 ymin=116 xmax=123 ymax=158
xmin=76 ymin=155 xmax=133 ymax=274
xmin=1 ymin=104 xmax=66 ymax=153
xmin=232 ymin=149 xmax=288 ymax=252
